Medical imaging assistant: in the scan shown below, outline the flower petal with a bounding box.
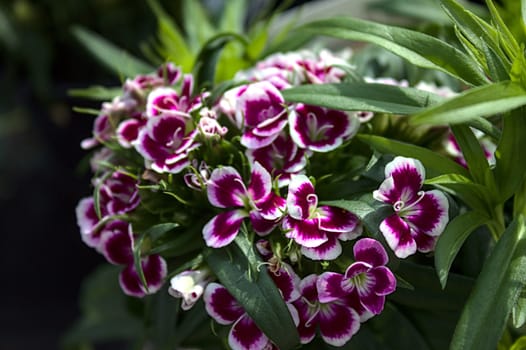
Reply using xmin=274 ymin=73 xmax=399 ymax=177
xmin=75 ymin=197 xmax=100 ymax=247
xmin=374 ymin=156 xmax=425 ymax=205
xmin=207 ymin=167 xmax=247 ymax=208
xmin=248 ymin=162 xmax=272 ymax=203
xmin=360 ymin=293 xmax=386 ymax=315
xmin=119 ymin=254 xmax=167 ymax=298
xmin=203 ymin=210 xmax=247 ymax=248
xmin=405 ymin=190 xmax=449 ymax=237
xmin=241 ymin=129 xmax=280 ymax=149
xmin=353 ymin=238 xmax=389 ymax=267
xmin=269 ymin=263 xmax=301 ymax=303
xmin=257 ymin=193 xmax=286 ymax=221
xmin=286 ymin=175 xmax=317 ymax=220
xmin=413 ymin=230 xmax=438 ymax=253
xmin=204 ymin=282 xmax=244 ymax=325
xmin=229 ymin=314 xmax=270 ymax=350
xmin=249 ymin=211 xmax=277 ymax=236
xmin=370 ymin=266 xmax=397 ymax=296
xmin=283 ymin=216 xmax=327 ymax=248
xmin=317 ymin=272 xmax=347 ymax=303
xmin=318 ymin=206 xmax=359 ymax=233
xmin=379 ymin=214 xmax=417 ymax=259
xmin=99 ymin=220 xmax=134 ymax=265
xmin=301 ymin=234 xmax=342 ymax=260
xmin=318 ymin=303 xmax=360 ymax=347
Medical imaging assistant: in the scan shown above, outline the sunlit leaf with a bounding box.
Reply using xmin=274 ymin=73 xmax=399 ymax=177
xmin=72 ymin=26 xmax=154 ymax=77
xmin=182 ymin=0 xmax=216 ymax=51
xmin=68 ymin=86 xmax=122 ymax=100
xmin=450 ymin=124 xmax=495 ymax=189
xmin=282 ymin=83 xmax=443 ymax=114
xmin=357 ymin=134 xmax=470 ymax=178
xmin=410 ymin=81 xmax=526 ymax=125
xmin=494 ymin=107 xmax=526 ymax=202
xmin=451 ymin=215 xmax=526 ymax=350
xmin=434 ymin=210 xmax=490 ymax=288
xmin=294 ymin=16 xmax=488 ymax=86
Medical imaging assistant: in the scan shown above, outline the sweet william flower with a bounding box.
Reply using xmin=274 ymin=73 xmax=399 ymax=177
xmin=203 ymin=162 xmax=286 ymax=248
xmin=318 ymin=238 xmax=396 ymax=318
xmin=289 ymin=104 xmax=359 ymax=153
xmin=168 ymin=269 xmax=211 ymax=310
xmin=283 ymin=174 xmax=361 ymax=260
xmin=373 ymin=156 xmax=449 ymax=258
xmin=293 ymin=274 xmax=360 ymax=347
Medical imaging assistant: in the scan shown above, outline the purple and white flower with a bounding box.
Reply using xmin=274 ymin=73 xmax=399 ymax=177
xmin=318 ymin=238 xmax=396 ymax=319
xmin=293 ymin=274 xmax=360 ymax=346
xmin=246 ymin=131 xmax=309 ymax=187
xmin=203 ymin=162 xmax=286 ymax=248
xmin=289 ymin=104 xmax=360 ymax=153
xmin=168 ymin=269 xmax=211 ymax=310
xmin=119 ymin=254 xmax=167 ymax=298
xmin=283 ymin=175 xmax=361 ymax=260
xmin=133 ymin=114 xmax=200 ymax=174
xmin=373 ymin=156 xmax=449 ymax=258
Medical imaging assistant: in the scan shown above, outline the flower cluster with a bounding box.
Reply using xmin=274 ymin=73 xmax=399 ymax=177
xmin=75 ymin=49 xmax=468 ymax=349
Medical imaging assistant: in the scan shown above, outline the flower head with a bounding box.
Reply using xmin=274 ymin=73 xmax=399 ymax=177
xmin=168 ymin=269 xmax=211 ymax=310
xmin=373 ymin=156 xmax=449 ymax=258
xmin=283 ymin=175 xmax=361 ymax=260
xmin=203 ymin=162 xmax=286 ymax=248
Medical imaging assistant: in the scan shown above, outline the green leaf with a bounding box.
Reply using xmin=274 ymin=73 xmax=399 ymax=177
xmin=450 ymin=124 xmax=494 ymax=188
xmin=146 ymin=0 xmax=193 ymax=71
xmin=182 ymin=0 xmax=216 ymax=51
xmin=68 ymin=86 xmax=122 ymax=101
xmin=450 ymin=215 xmax=526 ymax=350
xmin=512 ymin=295 xmax=526 ymax=328
xmin=193 ymin=32 xmax=248 ymax=90
xmin=294 ymin=16 xmax=487 ymax=86
xmin=282 ymin=83 xmax=443 ymax=114
xmin=357 ymin=134 xmax=470 ymax=178
xmin=141 ymin=222 xmax=179 ymax=241
xmin=425 ymin=174 xmax=493 ymax=213
xmin=494 ymin=107 xmax=526 ymax=202
xmin=204 ymin=238 xmax=300 ymax=350
xmin=440 ymin=0 xmax=505 ymax=69
xmin=71 ymin=26 xmax=154 ymax=77
xmin=434 ymin=210 xmax=491 ymax=288
xmin=410 ymin=81 xmax=526 ymax=125
xmin=219 ymin=0 xmax=246 ymax=33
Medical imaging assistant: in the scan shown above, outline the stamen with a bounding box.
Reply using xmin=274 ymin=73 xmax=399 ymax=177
xmin=304 ymin=303 xmax=320 ymax=328
xmin=393 ymin=190 xmax=425 ymax=212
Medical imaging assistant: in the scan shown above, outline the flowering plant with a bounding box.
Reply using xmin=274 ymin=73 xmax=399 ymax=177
xmin=67 ymin=0 xmax=526 ymax=349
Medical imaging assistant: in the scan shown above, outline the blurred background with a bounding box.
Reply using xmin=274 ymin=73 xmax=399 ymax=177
xmin=0 ymin=0 xmax=489 ymax=349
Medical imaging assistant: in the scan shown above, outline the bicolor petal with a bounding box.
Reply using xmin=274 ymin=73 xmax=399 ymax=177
xmin=207 ymin=167 xmax=247 ymax=208
xmin=99 ymin=220 xmax=134 ymax=265
xmin=119 ymin=254 xmax=167 ymax=298
xmin=301 ymin=234 xmax=342 ymax=260
xmin=286 ymin=175 xmax=317 ymax=220
xmin=229 ymin=314 xmax=270 ymax=350
xmin=248 ymin=162 xmax=272 ymax=203
xmin=317 ymin=206 xmax=359 ymax=233
xmin=204 ymin=282 xmax=244 ymax=325
xmin=404 ymin=190 xmax=449 ymax=237
xmin=379 ymin=214 xmax=417 ymax=259
xmin=318 ymin=302 xmax=360 ymax=347
xmin=353 ymin=237 xmax=389 ymax=267
xmin=203 ymin=210 xmax=247 ymax=248
xmin=283 ymin=216 xmax=328 ymax=248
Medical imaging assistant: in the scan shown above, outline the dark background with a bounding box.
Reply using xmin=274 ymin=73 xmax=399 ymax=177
xmin=0 ymin=0 xmax=487 ymax=349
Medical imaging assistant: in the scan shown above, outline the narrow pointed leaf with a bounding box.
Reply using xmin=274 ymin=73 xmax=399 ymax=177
xmin=282 ymin=82 xmax=443 ymax=114
xmin=294 ymin=16 xmax=487 ymax=86
xmin=450 ymin=124 xmax=494 ymax=188
xmin=182 ymin=0 xmax=216 ymax=51
xmin=434 ymin=210 xmax=490 ymax=288
xmin=68 ymin=86 xmax=122 ymax=100
xmin=357 ymin=134 xmax=470 ymax=178
xmin=451 ymin=215 xmax=526 ymax=350
xmin=494 ymin=108 xmax=526 ymax=202
xmin=440 ymin=0 xmax=502 ymax=62
xmin=219 ymin=0 xmax=246 ymax=32
xmin=72 ymin=26 xmax=154 ymax=77
xmin=204 ymin=239 xmax=300 ymax=349
xmin=425 ymin=174 xmax=492 ymax=213
xmin=410 ymin=81 xmax=526 ymax=125
xmin=193 ymin=32 xmax=248 ymax=90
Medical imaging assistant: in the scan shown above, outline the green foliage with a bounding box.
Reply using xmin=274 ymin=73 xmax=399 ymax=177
xmin=205 ymin=233 xmax=300 ymax=350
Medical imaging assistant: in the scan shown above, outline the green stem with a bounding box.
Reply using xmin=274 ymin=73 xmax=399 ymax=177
xmin=487 ymin=203 xmax=506 ymax=240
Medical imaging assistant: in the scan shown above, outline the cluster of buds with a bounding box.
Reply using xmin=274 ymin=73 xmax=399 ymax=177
xmin=75 ymin=49 xmax=475 ymax=349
